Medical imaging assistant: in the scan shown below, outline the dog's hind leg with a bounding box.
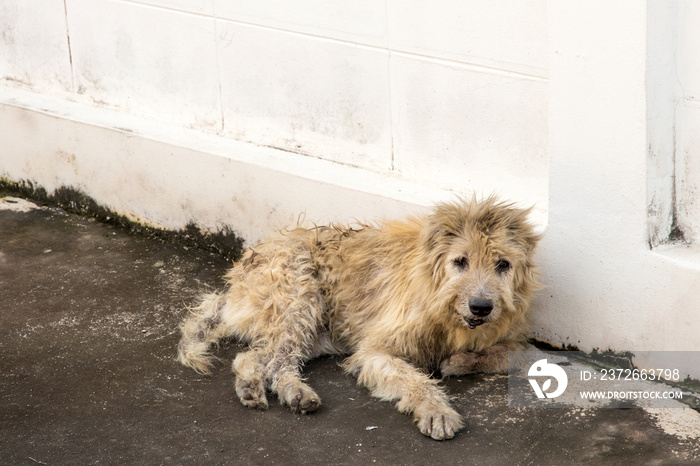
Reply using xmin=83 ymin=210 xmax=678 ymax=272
xmin=262 ymin=312 xmax=323 ymax=414
xmin=344 ymin=349 xmax=464 ymax=440
xmin=246 ymin=245 xmax=330 ymax=414
xmin=261 ymin=265 xmax=327 ymax=414
xmin=265 ymin=337 xmax=324 ymax=414
xmin=232 ymin=347 xmax=268 ymax=409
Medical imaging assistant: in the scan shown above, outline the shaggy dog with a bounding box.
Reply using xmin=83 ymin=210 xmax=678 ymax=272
xmin=177 ymin=196 xmax=540 ymax=440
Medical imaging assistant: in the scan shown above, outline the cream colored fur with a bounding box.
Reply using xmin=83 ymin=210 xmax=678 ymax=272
xmin=177 ymin=196 xmax=541 ymax=440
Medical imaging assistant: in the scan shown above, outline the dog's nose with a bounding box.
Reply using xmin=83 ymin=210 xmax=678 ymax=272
xmin=469 ymin=298 xmax=493 ymax=317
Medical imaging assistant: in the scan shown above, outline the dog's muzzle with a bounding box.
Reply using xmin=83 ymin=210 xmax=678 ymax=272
xmin=465 ymin=298 xmax=493 ymax=329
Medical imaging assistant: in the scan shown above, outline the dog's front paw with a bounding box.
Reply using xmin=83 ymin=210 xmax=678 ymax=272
xmin=440 ymin=352 xmax=480 ymax=377
xmin=414 ymin=404 xmax=464 ymax=440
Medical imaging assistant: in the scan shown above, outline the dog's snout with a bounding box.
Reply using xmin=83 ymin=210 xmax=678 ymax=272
xmin=469 ymin=298 xmax=493 ymax=317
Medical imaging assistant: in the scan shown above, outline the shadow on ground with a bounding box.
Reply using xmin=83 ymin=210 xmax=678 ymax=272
xmin=1 ymin=197 xmax=698 ymax=465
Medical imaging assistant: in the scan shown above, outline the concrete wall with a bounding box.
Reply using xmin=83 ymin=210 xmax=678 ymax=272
xmin=1 ymin=1 xmax=699 ymax=372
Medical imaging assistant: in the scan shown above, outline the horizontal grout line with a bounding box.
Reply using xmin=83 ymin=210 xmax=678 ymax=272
xmin=222 ymin=18 xmax=548 ymax=81
xmin=115 ymin=0 xmax=214 ymax=19
xmin=107 ymin=0 xmax=548 ymax=81
xmin=388 ymin=50 xmax=548 ymax=81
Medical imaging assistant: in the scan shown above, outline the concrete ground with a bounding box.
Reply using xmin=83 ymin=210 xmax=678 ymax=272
xmin=1 ymin=195 xmax=699 ymax=465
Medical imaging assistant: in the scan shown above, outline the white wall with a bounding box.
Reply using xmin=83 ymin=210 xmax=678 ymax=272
xmin=0 ymin=0 xmax=548 ymax=217
xmin=536 ymin=1 xmax=700 ymax=377
xmin=1 ymin=1 xmax=699 ymax=369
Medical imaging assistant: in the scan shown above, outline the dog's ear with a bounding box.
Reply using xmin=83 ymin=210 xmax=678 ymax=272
xmin=421 ymin=222 xmax=449 ymax=251
xmin=504 ymin=206 xmax=541 ymax=257
xmin=421 ymin=207 xmax=461 ymax=251
xmin=420 ymin=213 xmax=457 ymax=284
xmin=506 ymin=209 xmax=544 ymax=297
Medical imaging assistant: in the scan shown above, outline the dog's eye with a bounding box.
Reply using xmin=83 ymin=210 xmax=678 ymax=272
xmin=453 ymin=256 xmax=468 ymax=270
xmin=496 ymin=260 xmax=511 ymax=274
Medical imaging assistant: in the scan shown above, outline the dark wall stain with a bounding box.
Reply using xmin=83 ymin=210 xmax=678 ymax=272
xmin=1 ymin=178 xmax=244 ymax=262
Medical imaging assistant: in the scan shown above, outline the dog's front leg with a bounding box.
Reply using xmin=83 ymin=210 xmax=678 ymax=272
xmin=344 ymin=349 xmax=464 ymax=440
xmin=440 ymin=341 xmax=524 ymax=377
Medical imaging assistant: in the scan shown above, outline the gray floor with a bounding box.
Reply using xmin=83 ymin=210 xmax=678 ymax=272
xmin=1 ymin=196 xmax=699 ymax=465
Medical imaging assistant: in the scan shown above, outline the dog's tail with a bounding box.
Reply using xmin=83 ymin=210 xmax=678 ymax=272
xmin=177 ymin=292 xmax=228 ymax=375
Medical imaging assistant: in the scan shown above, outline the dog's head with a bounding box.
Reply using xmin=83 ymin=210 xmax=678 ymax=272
xmin=422 ymin=196 xmax=541 ymax=329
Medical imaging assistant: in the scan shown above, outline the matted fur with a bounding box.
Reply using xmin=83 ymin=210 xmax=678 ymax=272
xmin=177 ymin=196 xmax=541 ymax=440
